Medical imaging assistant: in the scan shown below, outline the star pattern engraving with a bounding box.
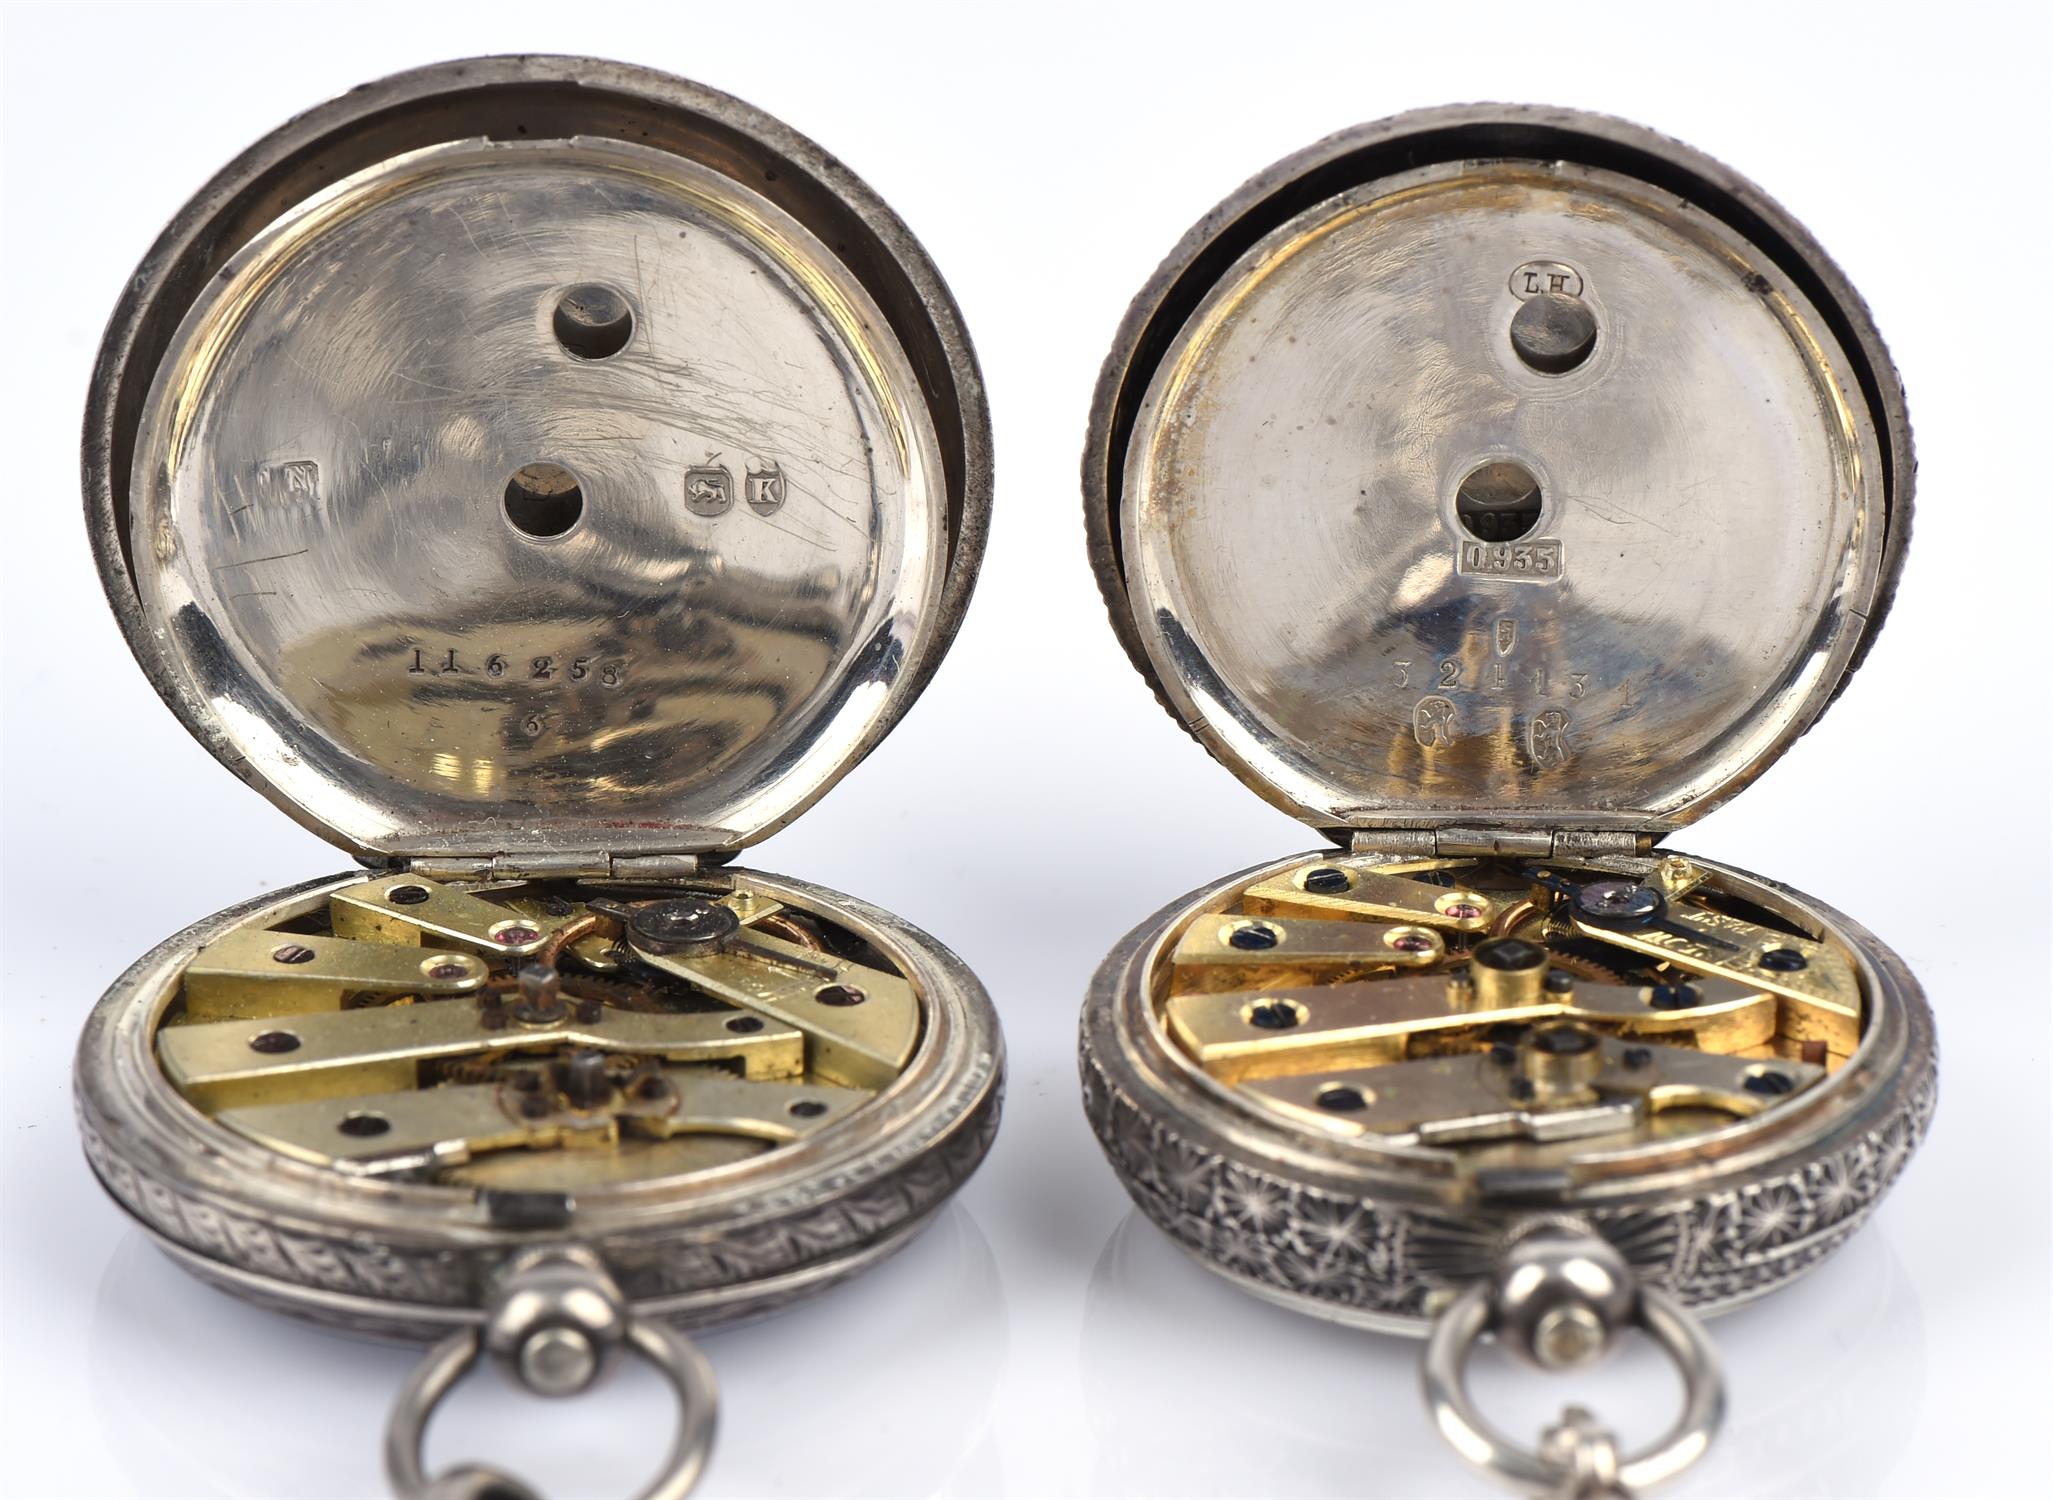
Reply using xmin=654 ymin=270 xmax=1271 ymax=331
xmin=1081 ymin=1015 xmax=1935 ymax=1319
xmin=1736 ymin=1184 xmax=1812 ymax=1252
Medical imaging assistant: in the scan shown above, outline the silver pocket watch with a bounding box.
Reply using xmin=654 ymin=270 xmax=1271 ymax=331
xmin=75 ymin=55 xmax=1001 ymax=1500
xmin=1078 ymin=105 xmax=1931 ymax=1498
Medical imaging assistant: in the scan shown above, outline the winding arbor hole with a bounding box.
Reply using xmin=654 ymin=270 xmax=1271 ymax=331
xmin=505 ymin=462 xmax=584 ymax=538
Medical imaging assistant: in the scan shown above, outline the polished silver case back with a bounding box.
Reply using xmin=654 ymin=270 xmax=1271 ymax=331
xmin=1084 ymin=105 xmax=1911 ymax=840
xmin=88 ymin=55 xmax=991 ymax=861
xmin=1078 ymin=106 xmax=1929 ymax=1493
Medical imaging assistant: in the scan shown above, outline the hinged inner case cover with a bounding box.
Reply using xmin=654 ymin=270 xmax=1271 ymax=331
xmin=1085 ymin=107 xmax=1910 ymax=838
xmin=88 ymin=57 xmax=990 ymax=862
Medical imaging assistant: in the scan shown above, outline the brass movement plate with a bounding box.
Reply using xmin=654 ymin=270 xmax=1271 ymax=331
xmin=1153 ymin=855 xmax=1861 ymax=1163
xmin=155 ymin=875 xmax=923 ymax=1189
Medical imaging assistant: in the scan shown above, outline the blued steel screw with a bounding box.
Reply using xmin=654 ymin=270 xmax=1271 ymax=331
xmin=630 ymin=898 xmax=742 ymax=955
xmin=1247 ymin=1001 xmax=1302 ymax=1030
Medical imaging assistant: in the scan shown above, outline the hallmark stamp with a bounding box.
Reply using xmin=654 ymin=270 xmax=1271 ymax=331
xmin=254 ymin=459 xmax=320 ymax=505
xmin=1508 ymin=260 xmax=1585 ymax=300
xmin=684 ymin=464 xmax=733 ymax=517
xmin=745 ymin=464 xmax=786 ymax=515
xmin=1528 ymin=708 xmax=1572 ymax=769
xmin=1413 ymin=696 xmax=1458 ymax=749
xmin=1458 ymin=538 xmax=1562 ymax=582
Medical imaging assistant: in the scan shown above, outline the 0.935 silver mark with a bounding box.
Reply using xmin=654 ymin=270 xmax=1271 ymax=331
xmin=1458 ymin=537 xmax=1563 ymax=581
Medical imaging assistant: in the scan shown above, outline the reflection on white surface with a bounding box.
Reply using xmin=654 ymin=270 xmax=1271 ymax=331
xmin=1081 ymin=1211 xmax=1923 ymax=1499
xmin=89 ymin=1205 xmax=1005 ymax=1499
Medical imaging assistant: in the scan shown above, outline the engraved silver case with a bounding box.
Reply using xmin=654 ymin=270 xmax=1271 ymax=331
xmin=74 ymin=52 xmax=999 ymax=1415
xmin=1078 ymin=105 xmax=1932 ymax=1488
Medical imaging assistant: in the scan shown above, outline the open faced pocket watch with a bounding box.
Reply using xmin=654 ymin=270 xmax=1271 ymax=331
xmin=1078 ymin=105 xmax=1931 ymax=1498
xmin=74 ymin=55 xmax=1000 ymax=1500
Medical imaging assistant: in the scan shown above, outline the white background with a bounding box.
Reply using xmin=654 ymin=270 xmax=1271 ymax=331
xmin=2 ymin=3 xmax=2048 ymax=1497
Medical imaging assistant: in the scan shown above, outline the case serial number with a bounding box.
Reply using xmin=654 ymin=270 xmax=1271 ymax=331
xmin=406 ymin=647 xmax=626 ymax=686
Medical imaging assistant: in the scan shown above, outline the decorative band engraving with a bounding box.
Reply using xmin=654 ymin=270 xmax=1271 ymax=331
xmin=79 ymin=1053 xmax=1000 ymax=1329
xmin=1079 ymin=1019 xmax=1933 ymax=1320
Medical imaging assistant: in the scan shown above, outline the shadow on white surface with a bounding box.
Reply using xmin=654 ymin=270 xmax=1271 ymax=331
xmin=1081 ymin=1210 xmax=1923 ymax=1499
xmin=89 ymin=1204 xmax=1005 ymax=1499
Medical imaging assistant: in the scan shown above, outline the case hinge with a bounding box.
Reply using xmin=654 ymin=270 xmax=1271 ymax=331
xmin=401 ymin=853 xmax=702 ymax=882
xmin=1348 ymin=828 xmax=1651 ymax=859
